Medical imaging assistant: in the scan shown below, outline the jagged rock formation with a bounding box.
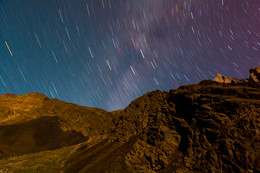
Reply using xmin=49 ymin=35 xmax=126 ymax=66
xmin=0 ymin=67 xmax=259 ymax=172
xmin=213 ymin=73 xmax=233 ymax=83
xmin=213 ymin=73 xmax=248 ymax=84
xmin=65 ymin=67 xmax=260 ymax=172
xmin=111 ymin=81 xmax=259 ymax=172
xmin=250 ymin=66 xmax=260 ymax=83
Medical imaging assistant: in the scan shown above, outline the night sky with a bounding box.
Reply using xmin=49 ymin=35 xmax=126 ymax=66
xmin=0 ymin=0 xmax=259 ymax=111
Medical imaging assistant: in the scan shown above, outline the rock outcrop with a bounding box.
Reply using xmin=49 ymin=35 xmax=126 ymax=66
xmin=249 ymin=66 xmax=260 ymax=83
xmin=213 ymin=67 xmax=260 ymax=85
xmin=213 ymin=73 xmax=233 ymax=83
xmin=0 ymin=67 xmax=259 ymax=172
xmin=109 ymin=67 xmax=260 ymax=172
xmin=213 ymin=74 xmax=247 ymax=84
xmin=110 ymin=80 xmax=260 ymax=173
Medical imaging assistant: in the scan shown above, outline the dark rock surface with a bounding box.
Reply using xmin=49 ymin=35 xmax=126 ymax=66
xmin=111 ymin=80 xmax=259 ymax=173
xmin=0 ymin=116 xmax=88 ymax=159
xmin=108 ymin=67 xmax=260 ymax=172
xmin=0 ymin=67 xmax=259 ymax=172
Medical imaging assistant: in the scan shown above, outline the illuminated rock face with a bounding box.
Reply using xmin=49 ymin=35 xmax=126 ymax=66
xmin=111 ymin=79 xmax=260 ymax=173
xmin=108 ymin=67 xmax=260 ymax=173
xmin=213 ymin=67 xmax=260 ymax=85
xmin=0 ymin=93 xmax=114 ymax=159
xmin=213 ymin=73 xmax=247 ymax=84
xmin=0 ymin=67 xmax=259 ymax=173
xmin=250 ymin=66 xmax=260 ymax=83
xmin=213 ymin=73 xmax=233 ymax=83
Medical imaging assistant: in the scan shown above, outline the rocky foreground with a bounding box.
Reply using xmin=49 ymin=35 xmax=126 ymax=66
xmin=0 ymin=67 xmax=259 ymax=173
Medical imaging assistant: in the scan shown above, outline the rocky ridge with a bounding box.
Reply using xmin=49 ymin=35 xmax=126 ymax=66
xmin=109 ymin=66 xmax=260 ymax=172
xmin=0 ymin=67 xmax=259 ymax=172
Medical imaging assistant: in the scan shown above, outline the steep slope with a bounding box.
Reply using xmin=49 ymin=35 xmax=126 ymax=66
xmin=65 ymin=67 xmax=260 ymax=173
xmin=112 ymin=81 xmax=260 ymax=173
xmin=0 ymin=67 xmax=259 ymax=173
xmin=0 ymin=93 xmax=114 ymax=159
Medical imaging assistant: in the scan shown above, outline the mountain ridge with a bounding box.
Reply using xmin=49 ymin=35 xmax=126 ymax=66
xmin=0 ymin=66 xmax=259 ymax=172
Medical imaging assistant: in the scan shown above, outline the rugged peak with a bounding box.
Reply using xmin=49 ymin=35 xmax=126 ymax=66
xmin=249 ymin=66 xmax=260 ymax=83
xmin=213 ymin=66 xmax=260 ymax=84
xmin=0 ymin=67 xmax=259 ymax=172
xmin=212 ymin=73 xmax=246 ymax=84
xmin=109 ymin=67 xmax=260 ymax=172
xmin=213 ymin=73 xmax=233 ymax=83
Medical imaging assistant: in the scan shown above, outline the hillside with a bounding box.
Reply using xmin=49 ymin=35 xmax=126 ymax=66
xmin=0 ymin=67 xmax=259 ymax=172
xmin=0 ymin=93 xmax=114 ymax=159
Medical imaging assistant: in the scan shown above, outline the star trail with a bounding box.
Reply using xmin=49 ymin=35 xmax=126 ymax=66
xmin=0 ymin=0 xmax=259 ymax=111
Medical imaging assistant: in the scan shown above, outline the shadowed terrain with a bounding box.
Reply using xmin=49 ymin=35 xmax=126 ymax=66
xmin=0 ymin=116 xmax=87 ymax=158
xmin=0 ymin=93 xmax=114 ymax=160
xmin=0 ymin=67 xmax=259 ymax=172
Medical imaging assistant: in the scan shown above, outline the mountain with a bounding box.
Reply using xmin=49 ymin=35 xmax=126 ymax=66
xmin=0 ymin=93 xmax=114 ymax=159
xmin=0 ymin=67 xmax=259 ymax=172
